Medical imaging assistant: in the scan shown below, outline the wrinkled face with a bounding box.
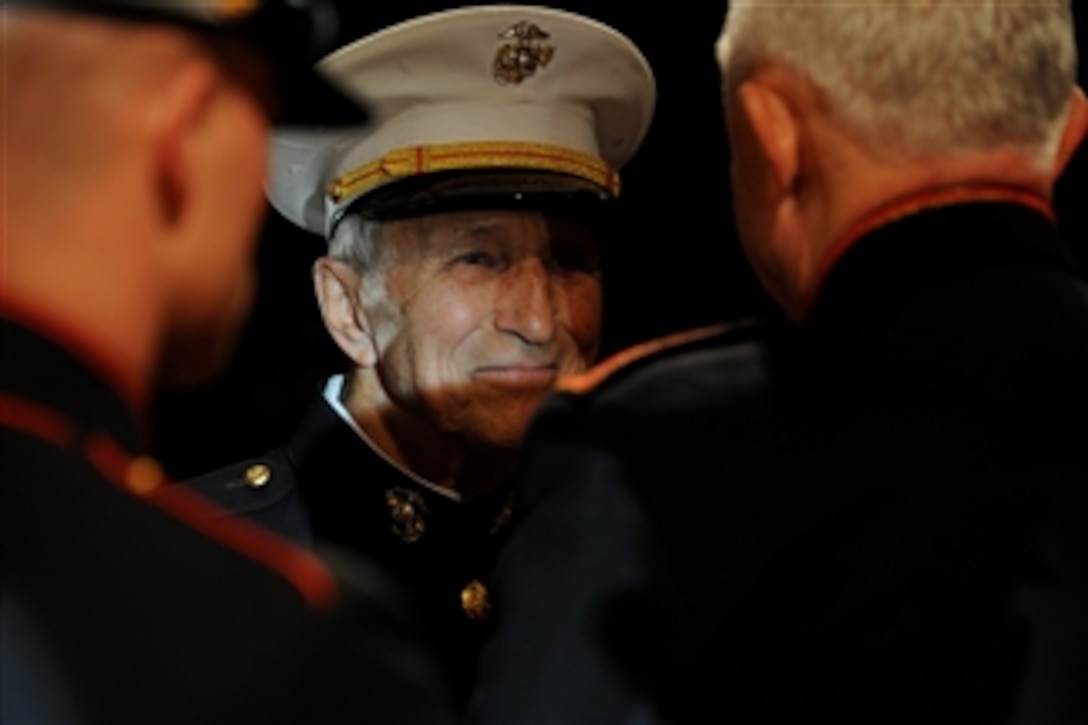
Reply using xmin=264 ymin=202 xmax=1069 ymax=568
xmin=365 ymin=209 xmax=603 ymax=450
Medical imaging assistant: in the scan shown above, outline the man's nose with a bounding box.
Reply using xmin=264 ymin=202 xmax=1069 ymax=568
xmin=494 ymin=257 xmax=557 ymax=346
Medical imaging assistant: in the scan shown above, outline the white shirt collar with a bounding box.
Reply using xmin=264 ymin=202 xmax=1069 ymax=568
xmin=322 ymin=374 xmax=462 ymax=503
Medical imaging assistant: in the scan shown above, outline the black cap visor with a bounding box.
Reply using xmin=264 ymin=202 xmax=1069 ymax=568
xmin=7 ymin=0 xmax=369 ymax=127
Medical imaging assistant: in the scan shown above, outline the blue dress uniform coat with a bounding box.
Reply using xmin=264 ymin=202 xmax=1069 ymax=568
xmin=0 ymin=315 xmax=454 ymax=724
xmin=469 ymin=198 xmax=1088 ymax=724
xmin=183 ymin=384 xmax=515 ymax=710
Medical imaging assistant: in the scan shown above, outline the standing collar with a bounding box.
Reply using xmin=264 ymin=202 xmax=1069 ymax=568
xmin=800 ymin=187 xmax=1072 ymax=323
xmin=800 ymin=185 xmax=1055 ymax=320
xmin=0 ymin=314 xmax=145 ymax=453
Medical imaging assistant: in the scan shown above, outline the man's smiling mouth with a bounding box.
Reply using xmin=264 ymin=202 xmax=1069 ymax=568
xmin=472 ymin=364 xmax=559 ymax=387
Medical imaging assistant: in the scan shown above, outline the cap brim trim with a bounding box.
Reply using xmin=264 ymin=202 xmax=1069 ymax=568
xmin=327 ymin=140 xmax=620 ymax=205
xmin=330 ymin=169 xmax=616 ymax=228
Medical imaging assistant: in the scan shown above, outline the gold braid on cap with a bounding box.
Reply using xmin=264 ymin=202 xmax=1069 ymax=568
xmin=327 ymin=140 xmax=620 ymax=203
xmin=215 ymin=0 xmax=260 ymax=19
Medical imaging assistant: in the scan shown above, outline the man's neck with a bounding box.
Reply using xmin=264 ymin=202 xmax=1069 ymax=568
xmin=340 ymin=372 xmax=518 ymax=498
xmin=1 ymin=270 xmax=157 ymax=417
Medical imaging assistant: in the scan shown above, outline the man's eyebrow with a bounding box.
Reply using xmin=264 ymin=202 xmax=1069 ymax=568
xmin=450 ymin=216 xmax=508 ymax=238
xmin=416 ymin=215 xmax=500 ymax=251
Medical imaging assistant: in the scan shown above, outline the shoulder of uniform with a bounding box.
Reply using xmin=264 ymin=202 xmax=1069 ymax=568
xmin=557 ymin=317 xmax=771 ymax=396
xmin=180 ymin=451 xmax=296 ymax=512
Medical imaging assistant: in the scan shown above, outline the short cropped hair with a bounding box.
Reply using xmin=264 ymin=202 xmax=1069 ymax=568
xmin=716 ymin=0 xmax=1077 ymax=166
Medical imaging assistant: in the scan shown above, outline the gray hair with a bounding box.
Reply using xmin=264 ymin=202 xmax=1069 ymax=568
xmin=716 ymin=0 xmax=1077 ymax=167
xmin=325 ymin=214 xmax=393 ymax=311
xmin=327 ymin=214 xmax=386 ymax=272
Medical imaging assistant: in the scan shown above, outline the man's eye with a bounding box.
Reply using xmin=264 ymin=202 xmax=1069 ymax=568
xmin=456 ymin=251 xmax=495 ymax=267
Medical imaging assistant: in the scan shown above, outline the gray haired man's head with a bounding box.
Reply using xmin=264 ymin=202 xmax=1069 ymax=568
xmin=717 ymin=0 xmax=1078 ymax=169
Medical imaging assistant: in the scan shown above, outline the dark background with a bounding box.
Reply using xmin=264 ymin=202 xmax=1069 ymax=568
xmin=151 ymin=2 xmax=1088 ymax=479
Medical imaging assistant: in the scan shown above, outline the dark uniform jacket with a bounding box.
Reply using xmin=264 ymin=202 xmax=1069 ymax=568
xmin=183 ymin=387 xmax=515 ymax=710
xmin=1 ymin=314 xmax=453 ymax=724
xmin=469 ymin=199 xmax=1088 ymax=724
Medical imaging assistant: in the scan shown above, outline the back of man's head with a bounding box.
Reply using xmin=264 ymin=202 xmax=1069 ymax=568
xmin=717 ymin=0 xmax=1077 ymax=169
xmin=0 ymin=1 xmax=366 ymax=398
xmin=3 ymin=10 xmax=202 ymax=222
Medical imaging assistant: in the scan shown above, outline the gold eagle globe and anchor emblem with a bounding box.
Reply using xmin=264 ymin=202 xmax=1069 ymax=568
xmin=386 ymin=487 xmax=430 ymax=543
xmin=493 ymin=21 xmax=555 ymax=85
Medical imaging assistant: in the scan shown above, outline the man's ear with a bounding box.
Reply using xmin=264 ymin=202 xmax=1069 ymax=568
xmin=735 ymin=79 xmax=801 ymax=194
xmin=1053 ymin=86 xmax=1088 ymax=179
xmin=148 ymin=58 xmax=219 ymax=227
xmin=313 ymin=257 xmax=378 ymax=368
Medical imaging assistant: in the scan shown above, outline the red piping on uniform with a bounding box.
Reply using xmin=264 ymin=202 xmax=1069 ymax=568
xmin=558 ymin=322 xmax=736 ymax=395
xmin=1 ymin=390 xmax=340 ymax=611
xmin=798 ymin=184 xmax=1055 ymax=320
xmin=82 ymin=433 xmax=340 ymax=611
xmin=0 ymin=300 xmax=146 ymax=418
xmin=0 ymin=393 xmax=77 ymax=447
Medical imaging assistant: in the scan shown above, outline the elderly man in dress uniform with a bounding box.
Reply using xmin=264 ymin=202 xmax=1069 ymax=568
xmin=181 ymin=4 xmax=655 ymax=709
xmin=1 ymin=0 xmax=457 ymax=722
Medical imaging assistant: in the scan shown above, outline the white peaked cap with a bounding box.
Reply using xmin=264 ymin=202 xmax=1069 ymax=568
xmin=267 ymin=4 xmax=656 ymax=237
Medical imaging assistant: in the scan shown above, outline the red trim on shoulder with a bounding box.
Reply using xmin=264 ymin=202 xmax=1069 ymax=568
xmin=799 ymin=184 xmax=1054 ymax=319
xmin=2 ymin=391 xmax=341 ymax=609
xmin=149 ymin=484 xmax=342 ymax=612
xmin=0 ymin=298 xmax=146 ymax=417
xmin=558 ymin=323 xmax=735 ymax=395
xmin=82 ymin=433 xmax=340 ymax=611
xmin=0 ymin=393 xmax=77 ymax=447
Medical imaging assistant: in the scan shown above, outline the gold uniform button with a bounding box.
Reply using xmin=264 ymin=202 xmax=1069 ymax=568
xmin=126 ymin=456 xmax=164 ymax=495
xmin=460 ymin=580 xmax=492 ymax=621
xmin=243 ymin=464 xmax=272 ymax=489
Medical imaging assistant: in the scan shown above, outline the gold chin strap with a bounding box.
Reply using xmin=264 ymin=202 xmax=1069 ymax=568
xmin=326 ymin=140 xmax=620 ymax=204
